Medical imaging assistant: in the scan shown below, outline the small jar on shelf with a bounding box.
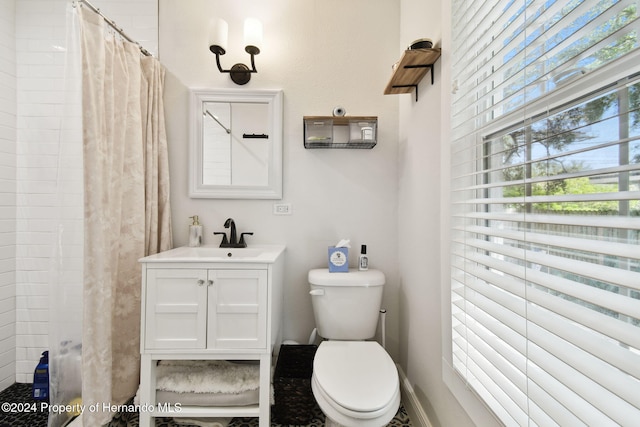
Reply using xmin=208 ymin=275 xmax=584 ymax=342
xmin=349 ymin=119 xmax=377 ymax=144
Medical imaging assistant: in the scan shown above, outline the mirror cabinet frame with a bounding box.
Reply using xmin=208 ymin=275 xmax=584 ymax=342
xmin=189 ymin=88 xmax=283 ymax=199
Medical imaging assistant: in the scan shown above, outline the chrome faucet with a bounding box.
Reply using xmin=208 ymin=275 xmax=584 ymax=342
xmin=214 ymin=218 xmax=253 ymax=248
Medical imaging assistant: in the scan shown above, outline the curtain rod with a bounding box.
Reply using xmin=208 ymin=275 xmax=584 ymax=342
xmin=76 ymin=0 xmax=153 ymax=57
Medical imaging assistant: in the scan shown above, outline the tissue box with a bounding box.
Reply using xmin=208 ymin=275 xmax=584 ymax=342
xmin=328 ymin=246 xmax=349 ymax=272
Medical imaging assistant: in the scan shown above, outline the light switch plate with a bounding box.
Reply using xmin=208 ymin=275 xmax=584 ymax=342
xmin=273 ymin=203 xmax=292 ymax=215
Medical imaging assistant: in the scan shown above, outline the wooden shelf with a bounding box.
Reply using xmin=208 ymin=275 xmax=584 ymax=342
xmin=303 ymin=115 xmax=377 ymax=125
xmin=384 ymin=48 xmax=441 ymax=101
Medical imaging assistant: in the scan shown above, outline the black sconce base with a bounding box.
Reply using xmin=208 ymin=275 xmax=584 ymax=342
xmin=230 ymin=63 xmax=251 ymax=85
xmin=209 ymin=44 xmax=258 ymax=86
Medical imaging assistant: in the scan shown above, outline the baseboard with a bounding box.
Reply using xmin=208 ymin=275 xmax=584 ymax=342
xmin=397 ymin=364 xmax=433 ymax=427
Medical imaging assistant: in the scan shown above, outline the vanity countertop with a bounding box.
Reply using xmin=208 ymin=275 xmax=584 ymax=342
xmin=140 ymin=244 xmax=286 ymax=263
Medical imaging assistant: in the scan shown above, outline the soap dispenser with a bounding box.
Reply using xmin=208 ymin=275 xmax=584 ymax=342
xmin=189 ymin=216 xmax=203 ymax=247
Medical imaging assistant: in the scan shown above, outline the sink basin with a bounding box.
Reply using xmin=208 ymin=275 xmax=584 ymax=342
xmin=140 ymin=244 xmax=285 ymax=263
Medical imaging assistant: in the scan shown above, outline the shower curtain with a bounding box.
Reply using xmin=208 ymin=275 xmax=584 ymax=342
xmin=80 ymin=5 xmax=173 ymax=425
xmin=50 ymin=3 xmax=172 ymax=426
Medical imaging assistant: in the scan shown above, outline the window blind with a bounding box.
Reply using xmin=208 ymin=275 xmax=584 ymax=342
xmin=450 ymin=0 xmax=640 ymax=425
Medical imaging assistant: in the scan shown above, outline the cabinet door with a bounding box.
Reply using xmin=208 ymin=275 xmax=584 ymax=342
xmin=145 ymin=268 xmax=208 ymax=349
xmin=207 ymin=269 xmax=268 ymax=349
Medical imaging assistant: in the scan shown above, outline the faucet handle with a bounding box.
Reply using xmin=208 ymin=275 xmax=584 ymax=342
xmin=214 ymin=232 xmax=228 ymax=245
xmin=239 ymin=232 xmax=253 ymax=247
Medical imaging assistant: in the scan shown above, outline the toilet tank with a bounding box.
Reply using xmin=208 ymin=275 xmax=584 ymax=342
xmin=308 ymin=268 xmax=385 ymax=340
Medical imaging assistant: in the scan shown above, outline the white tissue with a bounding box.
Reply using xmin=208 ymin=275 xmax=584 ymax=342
xmin=335 ymin=239 xmax=351 ymax=248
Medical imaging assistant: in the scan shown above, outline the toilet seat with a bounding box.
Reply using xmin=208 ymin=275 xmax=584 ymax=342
xmin=312 ymin=375 xmax=400 ymax=420
xmin=312 ymin=340 xmax=399 ymax=423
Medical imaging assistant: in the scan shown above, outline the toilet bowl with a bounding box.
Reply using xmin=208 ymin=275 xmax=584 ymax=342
xmin=311 ymin=341 xmax=400 ymax=427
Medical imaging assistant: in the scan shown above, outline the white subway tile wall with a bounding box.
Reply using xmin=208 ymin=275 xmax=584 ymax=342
xmin=0 ymin=0 xmax=17 ymax=392
xmin=13 ymin=0 xmax=158 ymax=383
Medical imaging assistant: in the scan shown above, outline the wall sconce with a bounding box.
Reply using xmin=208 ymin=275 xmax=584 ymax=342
xmin=209 ymin=18 xmax=263 ymax=85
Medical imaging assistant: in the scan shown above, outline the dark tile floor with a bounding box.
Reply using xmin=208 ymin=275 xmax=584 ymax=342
xmin=111 ymin=404 xmax=412 ymax=426
xmin=1 ymin=383 xmax=412 ymax=427
xmin=0 ymin=383 xmax=48 ymax=427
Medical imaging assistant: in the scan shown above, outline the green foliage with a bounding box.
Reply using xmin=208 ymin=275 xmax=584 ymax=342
xmin=532 ymin=177 xmax=620 ymax=213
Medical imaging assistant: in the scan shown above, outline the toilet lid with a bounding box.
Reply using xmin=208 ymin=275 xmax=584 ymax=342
xmin=313 ymin=341 xmax=398 ymax=413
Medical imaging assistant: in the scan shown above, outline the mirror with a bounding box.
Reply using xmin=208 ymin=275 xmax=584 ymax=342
xmin=189 ymin=89 xmax=283 ymax=199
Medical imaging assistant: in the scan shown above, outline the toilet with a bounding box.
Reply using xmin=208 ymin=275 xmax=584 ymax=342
xmin=308 ymin=268 xmax=400 ymax=427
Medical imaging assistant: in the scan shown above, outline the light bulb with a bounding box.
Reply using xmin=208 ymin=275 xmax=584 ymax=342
xmin=244 ymin=18 xmax=263 ymax=50
xmin=210 ymin=18 xmax=228 ymax=51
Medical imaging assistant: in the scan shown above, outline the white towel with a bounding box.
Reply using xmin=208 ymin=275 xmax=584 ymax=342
xmin=156 ymin=360 xmax=259 ymax=394
xmin=173 ymin=416 xmax=232 ymax=427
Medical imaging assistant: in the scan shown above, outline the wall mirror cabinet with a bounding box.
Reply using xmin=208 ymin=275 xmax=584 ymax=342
xmin=189 ymin=89 xmax=283 ymax=199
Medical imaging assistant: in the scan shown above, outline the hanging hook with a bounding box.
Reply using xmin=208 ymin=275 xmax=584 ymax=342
xmin=204 ymin=110 xmax=231 ymax=134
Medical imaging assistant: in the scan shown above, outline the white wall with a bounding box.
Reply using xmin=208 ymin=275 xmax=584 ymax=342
xmin=397 ymin=0 xmax=499 ymax=426
xmin=159 ymin=0 xmax=401 ymax=355
xmin=0 ymin=0 xmax=17 ymax=392
xmin=12 ymin=0 xmax=158 ymax=383
xmin=14 ymin=0 xmax=68 ymax=386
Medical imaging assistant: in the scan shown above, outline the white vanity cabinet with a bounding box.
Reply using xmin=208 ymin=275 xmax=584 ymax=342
xmin=144 ymin=268 xmax=267 ymax=350
xmin=138 ymin=245 xmax=285 ymax=427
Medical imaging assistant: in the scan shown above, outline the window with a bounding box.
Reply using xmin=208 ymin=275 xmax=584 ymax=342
xmin=449 ymin=0 xmax=640 ymax=424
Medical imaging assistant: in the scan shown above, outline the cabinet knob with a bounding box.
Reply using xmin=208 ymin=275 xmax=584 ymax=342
xmin=197 ymin=279 xmax=205 ymax=286
xmin=208 ymin=280 xmax=214 ymax=286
